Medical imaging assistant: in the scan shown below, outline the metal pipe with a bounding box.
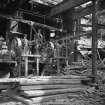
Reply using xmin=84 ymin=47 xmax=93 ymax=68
xmin=55 ymin=32 xmax=92 ymax=41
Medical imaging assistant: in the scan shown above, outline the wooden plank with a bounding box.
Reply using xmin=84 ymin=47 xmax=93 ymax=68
xmin=30 ymin=75 xmax=88 ymax=79
xmin=0 ymin=75 xmax=89 ymax=83
xmin=3 ymin=89 xmax=32 ymax=105
xmin=0 ymin=76 xmax=90 ymax=87
xmin=19 ymin=79 xmax=83 ymax=85
xmin=0 ymin=79 xmax=87 ymax=85
xmin=21 ymin=87 xmax=88 ymax=97
xmin=31 ymin=93 xmax=81 ymax=104
xmin=40 ymin=102 xmax=73 ymax=105
xmin=18 ymin=84 xmax=87 ymax=91
xmin=0 ymin=78 xmax=81 ymax=83
xmin=49 ymin=0 xmax=90 ymax=16
xmin=0 ymin=76 xmax=89 ymax=84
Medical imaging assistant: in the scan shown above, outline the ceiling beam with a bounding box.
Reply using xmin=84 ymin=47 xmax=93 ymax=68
xmin=72 ymin=5 xmax=93 ymax=20
xmin=49 ymin=0 xmax=91 ymax=16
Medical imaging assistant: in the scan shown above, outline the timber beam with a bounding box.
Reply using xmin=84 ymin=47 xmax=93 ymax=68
xmin=49 ymin=0 xmax=91 ymax=16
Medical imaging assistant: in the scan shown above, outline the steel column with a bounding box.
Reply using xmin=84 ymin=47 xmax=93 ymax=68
xmin=92 ymin=0 xmax=99 ymax=82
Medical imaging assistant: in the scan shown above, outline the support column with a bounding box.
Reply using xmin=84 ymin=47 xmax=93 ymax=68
xmin=92 ymin=0 xmax=99 ymax=83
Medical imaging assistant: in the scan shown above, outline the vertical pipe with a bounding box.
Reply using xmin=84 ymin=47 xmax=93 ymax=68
xmin=92 ymin=0 xmax=99 ymax=83
xmin=30 ymin=26 xmax=33 ymax=41
xmin=24 ymin=35 xmax=28 ymax=77
xmin=36 ymin=57 xmax=40 ymax=76
xmin=57 ymin=58 xmax=60 ymax=75
xmin=24 ymin=53 xmax=28 ymax=77
xmin=66 ymin=32 xmax=68 ymax=66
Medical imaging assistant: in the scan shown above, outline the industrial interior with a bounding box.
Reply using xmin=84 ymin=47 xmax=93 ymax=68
xmin=0 ymin=0 xmax=105 ymax=105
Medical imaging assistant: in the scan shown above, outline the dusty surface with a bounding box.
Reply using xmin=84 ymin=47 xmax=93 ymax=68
xmin=0 ymin=95 xmax=23 ymax=105
xmin=0 ymin=90 xmax=105 ymax=105
xmin=0 ymin=67 xmax=105 ymax=105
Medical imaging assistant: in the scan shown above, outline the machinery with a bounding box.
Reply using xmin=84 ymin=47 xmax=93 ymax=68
xmin=0 ymin=14 xmax=65 ymax=78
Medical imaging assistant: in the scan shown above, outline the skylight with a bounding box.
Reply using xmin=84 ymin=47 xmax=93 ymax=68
xmin=75 ymin=1 xmax=92 ymax=11
xmin=30 ymin=0 xmax=63 ymax=6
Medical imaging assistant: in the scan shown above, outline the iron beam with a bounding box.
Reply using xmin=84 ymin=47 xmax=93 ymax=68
xmin=49 ymin=0 xmax=90 ymax=16
xmin=72 ymin=5 xmax=93 ymax=20
xmin=92 ymin=0 xmax=99 ymax=83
